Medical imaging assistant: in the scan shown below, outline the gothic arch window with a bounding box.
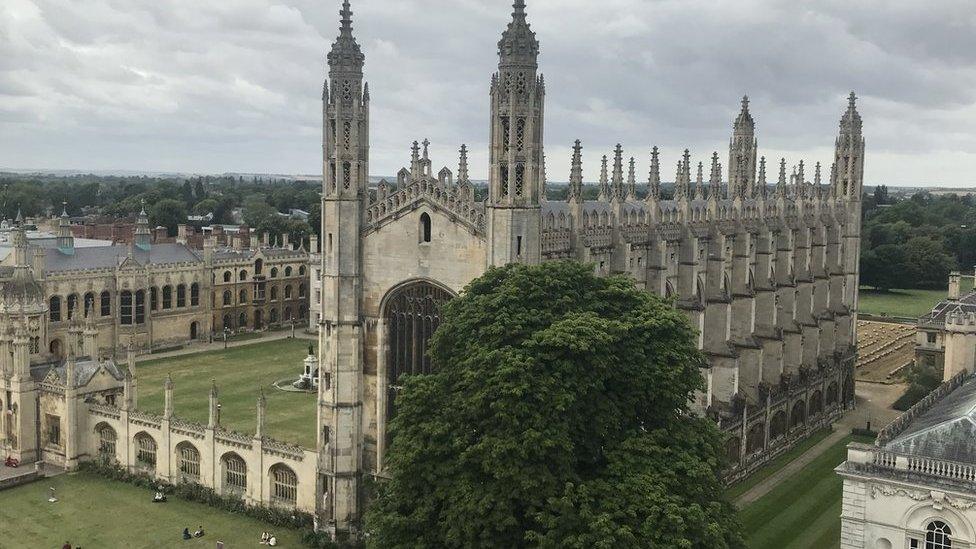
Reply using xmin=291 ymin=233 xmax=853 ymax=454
xmin=134 ymin=290 xmax=145 ymax=324
xmin=100 ymin=291 xmax=111 ymax=317
xmin=299 ymin=265 xmax=306 ymax=276
xmin=270 ymin=286 xmax=278 ymax=301
xmin=343 ymin=161 xmax=352 ymax=189
xmin=254 ymin=259 xmax=263 ymax=275
xmin=222 ymin=314 xmax=232 ymax=330
xmin=419 ymin=213 xmax=432 ymax=243
xmin=239 ymin=270 xmax=248 ymax=281
xmin=271 ymin=267 xmax=278 ymax=278
xmin=270 ymin=308 xmax=279 ymax=324
xmin=925 ymin=521 xmax=952 ymax=549
xmin=270 ymin=464 xmax=298 ymax=505
xmin=190 ymin=283 xmax=200 ymax=306
xmin=222 ymin=452 xmax=247 ymax=493
xmin=223 ymin=271 xmax=232 ymax=283
xmin=96 ymin=424 xmax=116 ymax=462
xmin=284 ymin=286 xmax=292 ymax=300
xmin=223 ymin=290 xmax=232 ymax=307
xmin=384 ymin=281 xmax=454 ymax=429
xmin=50 ymin=296 xmax=62 ymax=322
xmin=239 ymin=289 xmax=248 ymax=304
xmin=162 ymin=286 xmax=173 ymax=309
xmin=135 ymin=432 xmax=157 ymax=470
xmin=299 ymin=283 xmax=306 ymax=298
xmin=177 ymin=442 xmax=200 ymax=481
xmin=285 ymin=266 xmax=293 ymax=277
xmin=150 ymin=287 xmax=158 ymax=310
xmin=239 ymin=312 xmax=247 ymax=328
xmin=177 ymin=284 xmax=187 ymax=308
xmin=120 ymin=291 xmax=133 ymax=325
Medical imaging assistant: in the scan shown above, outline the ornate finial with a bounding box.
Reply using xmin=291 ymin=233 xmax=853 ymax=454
xmin=647 ymin=146 xmax=661 ymax=200
xmin=458 ymin=144 xmax=470 ymax=183
xmin=627 ymin=157 xmax=637 ymax=200
xmin=61 ymin=201 xmax=68 ymax=217
xmin=139 ymin=198 xmax=147 ymax=216
xmin=611 ymin=144 xmax=624 ymax=200
xmin=776 ymin=158 xmax=787 ymax=196
xmin=758 ymin=156 xmax=767 ymax=196
xmin=328 ymin=0 xmax=364 ymax=72
xmin=498 ymin=0 xmax=539 ymax=67
xmin=411 ymin=141 xmax=420 ymax=162
xmin=741 ymin=95 xmax=749 ymax=111
xmin=709 ymin=152 xmax=722 ymax=199
xmin=422 ymin=138 xmax=430 ymax=160
xmin=674 ymin=161 xmax=685 ymax=200
xmin=598 ymin=155 xmax=610 ymax=201
xmin=568 ymin=140 xmax=583 ymax=203
xmin=814 ymin=162 xmax=822 ymax=187
xmin=734 ymin=94 xmax=755 ymax=131
xmin=848 ymin=91 xmax=857 ymax=109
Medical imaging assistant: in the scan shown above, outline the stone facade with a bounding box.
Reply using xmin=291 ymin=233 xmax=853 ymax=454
xmin=15 ymin=206 xmax=310 ymax=359
xmin=315 ymin=0 xmax=863 ymax=535
xmin=838 ymin=371 xmax=976 ymax=548
xmin=916 ymin=270 xmax=976 ymax=381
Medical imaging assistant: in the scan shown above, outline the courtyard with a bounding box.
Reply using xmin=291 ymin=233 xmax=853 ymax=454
xmin=0 ymin=472 xmax=304 ymax=547
xmin=136 ymin=337 xmax=318 ymax=447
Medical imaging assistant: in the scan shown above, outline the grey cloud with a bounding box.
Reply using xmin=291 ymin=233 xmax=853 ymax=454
xmin=0 ymin=0 xmax=974 ymax=185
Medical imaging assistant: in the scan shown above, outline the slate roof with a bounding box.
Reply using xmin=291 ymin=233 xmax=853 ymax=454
xmin=43 ymin=243 xmax=202 ymax=273
xmin=920 ymin=291 xmax=976 ymax=326
xmin=885 ymin=374 xmax=976 ymax=463
xmin=30 ymin=357 xmax=126 ymax=389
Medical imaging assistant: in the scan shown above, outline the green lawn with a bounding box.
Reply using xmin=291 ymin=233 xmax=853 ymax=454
xmin=725 ymin=428 xmax=833 ymax=501
xmin=858 ymin=287 xmax=947 ymax=318
xmin=0 ymin=472 xmax=304 ymax=548
xmin=137 ymin=338 xmax=317 ymax=447
xmin=738 ymin=435 xmax=874 ymax=549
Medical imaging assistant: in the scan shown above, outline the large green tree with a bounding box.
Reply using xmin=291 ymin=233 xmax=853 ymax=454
xmin=366 ymin=262 xmax=743 ymax=549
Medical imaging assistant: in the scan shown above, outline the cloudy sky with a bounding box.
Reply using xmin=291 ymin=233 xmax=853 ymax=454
xmin=1 ymin=0 xmax=975 ymax=186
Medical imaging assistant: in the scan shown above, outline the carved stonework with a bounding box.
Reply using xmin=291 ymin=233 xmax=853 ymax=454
xmin=871 ymin=485 xmax=976 ymax=511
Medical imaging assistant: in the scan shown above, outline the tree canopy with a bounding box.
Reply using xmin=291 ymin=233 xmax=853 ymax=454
xmin=365 ymin=261 xmax=743 ymax=549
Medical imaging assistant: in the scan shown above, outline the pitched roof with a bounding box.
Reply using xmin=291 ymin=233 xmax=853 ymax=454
xmin=885 ymin=374 xmax=976 ymax=462
xmin=43 ymin=243 xmax=202 ymax=273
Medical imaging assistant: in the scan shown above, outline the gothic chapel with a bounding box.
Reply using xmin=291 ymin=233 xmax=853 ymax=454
xmin=316 ymin=0 xmax=863 ymax=534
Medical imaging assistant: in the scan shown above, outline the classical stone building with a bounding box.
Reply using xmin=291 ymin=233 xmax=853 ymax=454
xmin=316 ymin=0 xmax=863 ymax=534
xmin=838 ymin=371 xmax=976 ymax=548
xmin=916 ymin=270 xmax=976 ymax=381
xmin=12 ymin=206 xmax=310 ymax=359
xmin=0 ymin=223 xmax=320 ymax=514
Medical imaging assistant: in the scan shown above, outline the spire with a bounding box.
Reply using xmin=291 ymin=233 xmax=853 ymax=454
xmin=568 ymin=140 xmax=583 ymax=203
xmin=647 ymin=146 xmax=661 ymax=200
xmin=134 ymin=199 xmax=151 ymax=252
xmin=422 ymin=138 xmax=430 ymax=161
xmin=757 ymin=156 xmax=767 ymax=198
xmin=814 ymin=161 xmax=823 ymax=191
xmin=458 ymin=144 xmax=470 ymax=183
xmin=611 ymin=144 xmax=624 ymax=200
xmin=694 ymin=162 xmax=704 ymax=201
xmin=57 ymin=201 xmax=74 ymax=254
xmin=840 ymin=91 xmax=862 ymax=135
xmin=709 ymin=152 xmax=722 ymax=200
xmin=674 ymin=161 xmax=686 ymax=200
xmin=795 ymin=160 xmax=806 ymax=198
xmin=776 ymin=158 xmax=787 ymax=198
xmin=498 ymin=0 xmax=539 ymax=69
xmin=734 ymin=95 xmax=754 ymax=131
xmin=410 ymin=140 xmax=421 ymax=179
xmin=834 ymin=91 xmax=865 ymax=201
xmin=729 ymin=95 xmax=757 ymax=200
xmin=598 ymin=155 xmax=610 ymax=201
xmin=327 ymin=0 xmax=364 ymax=74
xmin=626 ymin=157 xmax=637 ymax=201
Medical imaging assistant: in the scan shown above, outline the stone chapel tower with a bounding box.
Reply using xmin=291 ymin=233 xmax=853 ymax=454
xmin=833 ymin=92 xmax=865 ymax=346
xmin=487 ymin=0 xmax=544 ymax=266
xmin=318 ymin=0 xmax=369 ymax=536
xmin=728 ymin=96 xmax=757 ymax=199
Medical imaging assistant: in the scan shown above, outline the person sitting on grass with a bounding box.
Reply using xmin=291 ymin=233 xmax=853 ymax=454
xmin=260 ymin=532 xmax=270 ymax=544
xmin=193 ymin=526 xmax=205 ymax=538
xmin=268 ymin=535 xmax=278 ymax=546
xmin=182 ymin=528 xmax=191 ymax=540
xmin=153 ymin=490 xmax=166 ymax=502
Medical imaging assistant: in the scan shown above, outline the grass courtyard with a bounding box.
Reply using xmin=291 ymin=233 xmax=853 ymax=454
xmin=736 ymin=434 xmax=875 ymax=549
xmin=858 ymin=287 xmax=948 ymax=319
xmin=137 ymin=338 xmax=317 ymax=447
xmin=0 ymin=473 xmax=304 ymax=548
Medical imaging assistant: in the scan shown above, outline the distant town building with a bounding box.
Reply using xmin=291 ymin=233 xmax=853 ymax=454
xmin=916 ymin=270 xmax=976 ymax=381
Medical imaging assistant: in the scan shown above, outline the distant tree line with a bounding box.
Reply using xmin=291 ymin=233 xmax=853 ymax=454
xmin=0 ymin=174 xmax=319 ymax=243
xmin=861 ymin=187 xmax=974 ymax=291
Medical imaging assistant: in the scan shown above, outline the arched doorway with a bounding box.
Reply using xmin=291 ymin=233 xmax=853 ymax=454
xmin=384 ymin=281 xmax=454 ymax=426
xmin=190 ymin=321 xmax=198 ymax=340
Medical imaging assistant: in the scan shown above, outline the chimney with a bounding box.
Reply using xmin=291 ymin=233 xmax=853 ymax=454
xmin=176 ymin=224 xmax=190 ymax=245
xmin=232 ymin=235 xmax=242 ymax=250
xmin=310 ymin=235 xmax=319 ymax=254
xmin=949 ymin=272 xmax=962 ymax=301
xmin=282 ymin=233 xmax=290 ymax=250
xmin=263 ymin=232 xmax=271 ymax=247
xmin=203 ymin=237 xmax=216 ymax=264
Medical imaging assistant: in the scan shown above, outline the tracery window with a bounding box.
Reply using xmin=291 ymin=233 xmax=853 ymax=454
xmin=501 ymin=116 xmax=511 ymax=153
xmin=100 ymin=291 xmax=111 ymax=316
xmin=177 ymin=284 xmax=186 ymax=308
xmin=500 ymin=165 xmax=509 ymax=197
xmin=162 ymin=286 xmax=173 ymax=309
xmin=29 ymin=337 xmax=40 ymax=354
xmin=385 ymin=282 xmax=453 ymax=426
xmin=135 ymin=433 xmax=157 ymax=470
xmin=190 ymin=283 xmax=200 ymax=306
xmin=515 ymin=117 xmax=525 ymax=151
xmin=270 ymin=464 xmax=298 ymax=505
xmin=343 ymin=121 xmax=351 ymax=150
xmin=97 ymin=425 xmax=116 ymax=461
xmin=343 ymin=162 xmax=352 ymax=189
xmin=177 ymin=442 xmax=200 ymax=480
xmin=223 ymin=271 xmax=232 ymax=283
xmin=120 ymin=291 xmax=133 ymax=325
xmin=223 ymin=453 xmax=247 ymax=492
xmin=50 ymin=296 xmax=62 ymax=322
xmin=223 ymin=290 xmax=232 ymax=307
xmin=341 ymin=80 xmax=352 ymax=103
xmin=285 ymin=266 xmax=293 ymax=277
xmin=514 ymin=164 xmax=525 ymax=196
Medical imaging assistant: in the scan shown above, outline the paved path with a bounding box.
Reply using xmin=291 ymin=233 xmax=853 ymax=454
xmin=134 ymin=330 xmax=317 ymax=364
xmin=734 ymin=381 xmax=905 ymax=508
